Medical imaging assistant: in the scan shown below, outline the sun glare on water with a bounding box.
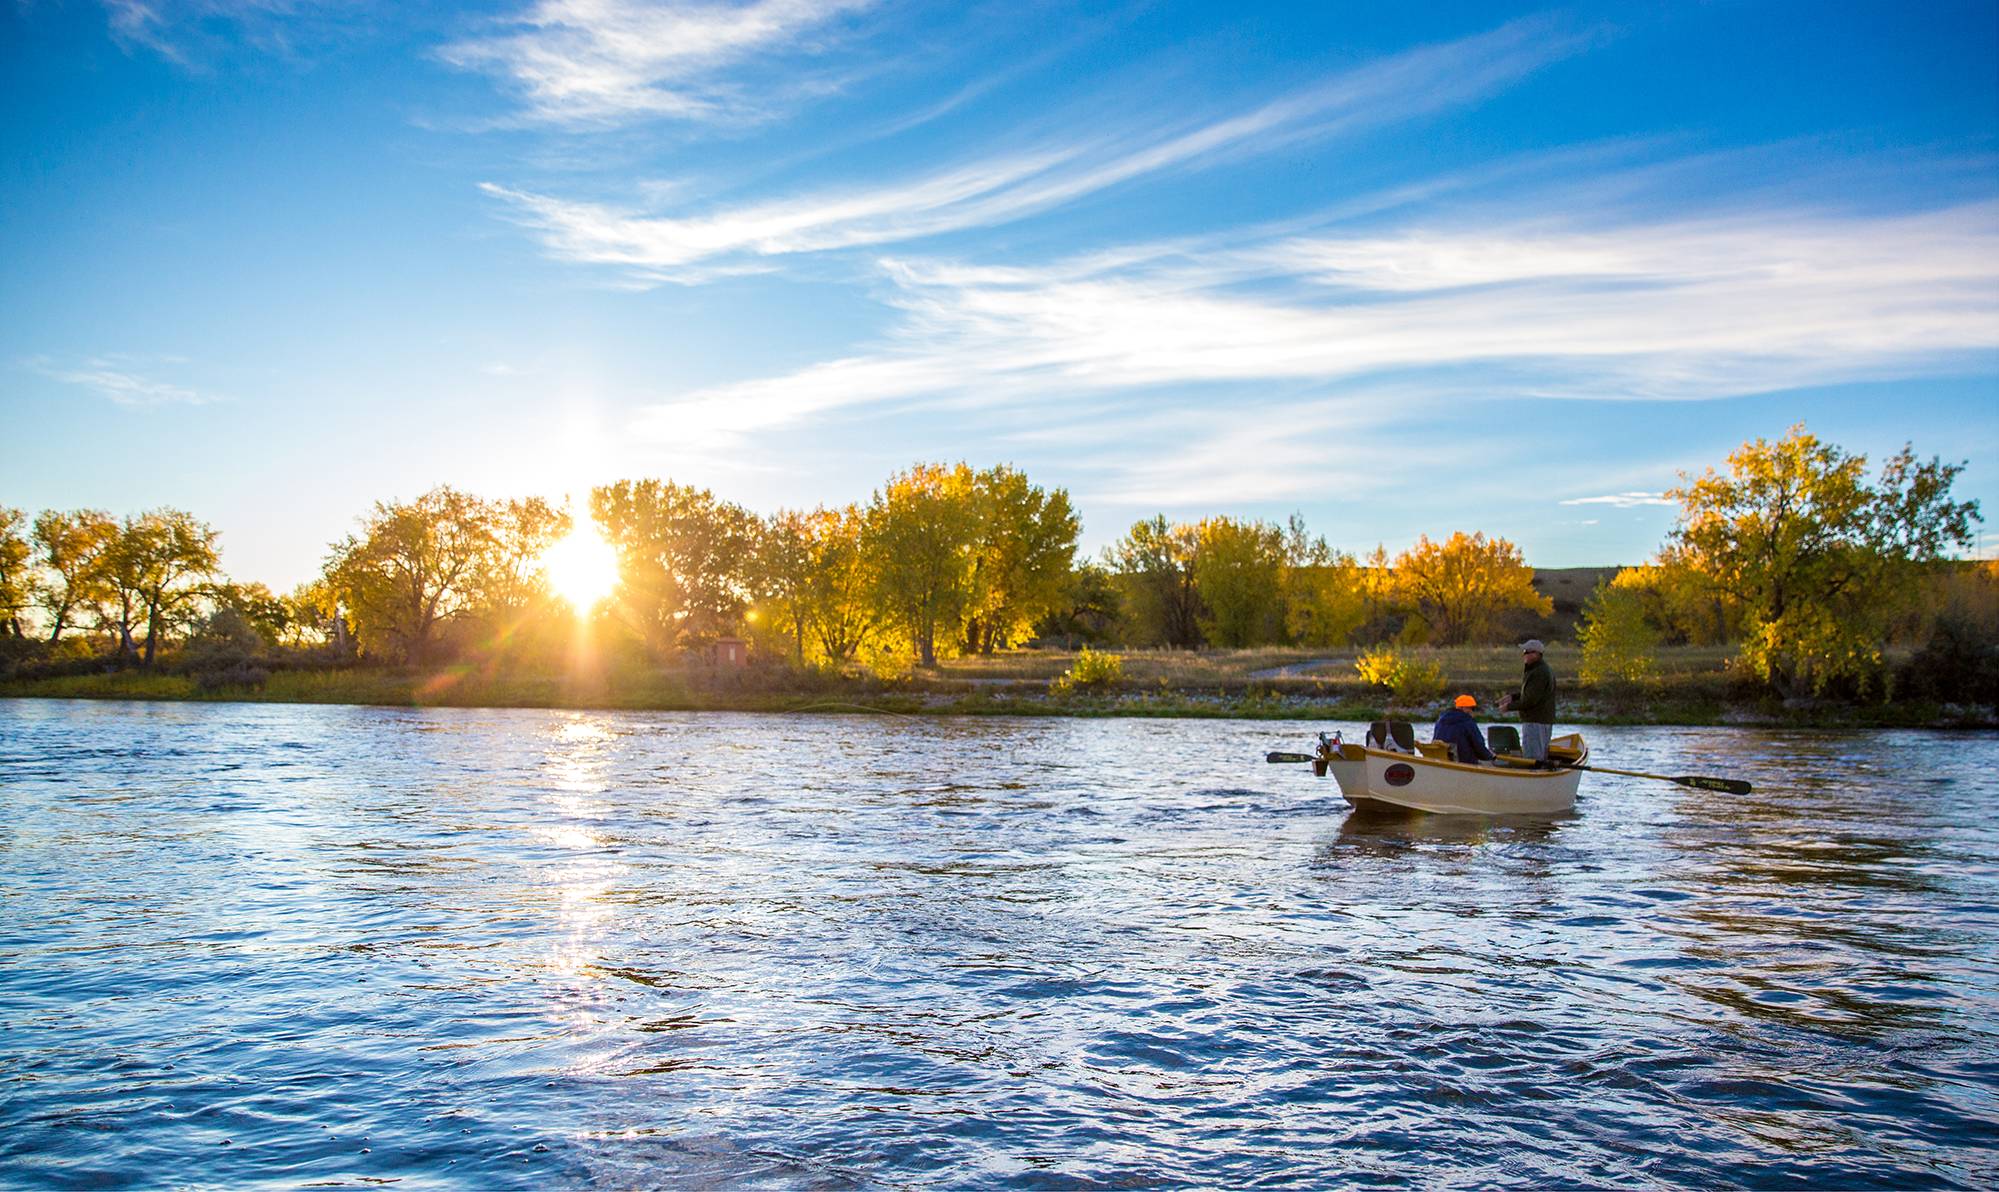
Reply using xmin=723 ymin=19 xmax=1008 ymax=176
xmin=542 ymin=528 xmax=620 ymax=612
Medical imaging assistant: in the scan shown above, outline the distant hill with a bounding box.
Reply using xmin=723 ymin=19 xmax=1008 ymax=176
xmin=1520 ymin=566 xmax=1624 ymax=642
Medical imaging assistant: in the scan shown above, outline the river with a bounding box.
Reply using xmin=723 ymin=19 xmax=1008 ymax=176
xmin=2 ymin=700 xmax=1995 ymax=1187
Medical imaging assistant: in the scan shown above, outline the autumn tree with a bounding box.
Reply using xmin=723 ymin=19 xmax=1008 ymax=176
xmin=754 ymin=509 xmax=817 ymax=665
xmin=1035 ymin=561 xmax=1123 ymax=645
xmin=209 ymin=581 xmax=290 ymax=646
xmin=282 ymin=578 xmax=346 ymax=652
xmin=593 ymin=479 xmax=759 ymax=658
xmin=1282 ymin=515 xmax=1367 ymax=648
xmin=31 ymin=509 xmax=118 ymax=644
xmin=1192 ymin=516 xmax=1287 ymax=648
xmin=1392 ymin=531 xmax=1550 ymax=645
xmin=802 ymin=506 xmax=880 ymax=665
xmin=97 ymin=510 xmax=220 ymax=665
xmin=1601 ymin=554 xmax=1738 ymax=646
xmin=326 ymin=486 xmax=497 ymax=665
xmin=961 ymin=465 xmax=1079 ymax=655
xmin=1354 ymin=544 xmax=1401 ymax=643
xmin=0 ymin=507 xmax=29 ymax=639
xmin=862 ymin=463 xmax=979 ymax=667
xmin=1577 ymin=581 xmax=1658 ymax=684
xmin=1107 ymin=515 xmax=1203 ymax=648
xmin=1666 ymin=425 xmax=1980 ymax=694
xmin=485 ymin=497 xmax=570 ymax=620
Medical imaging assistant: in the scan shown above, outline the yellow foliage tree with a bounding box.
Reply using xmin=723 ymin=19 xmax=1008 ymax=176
xmin=593 ymin=479 xmax=760 ymax=659
xmin=1106 ymin=515 xmax=1202 ymax=648
xmin=1666 ymin=425 xmax=1980 ymax=695
xmin=1392 ymin=531 xmax=1551 ymax=645
xmin=1192 ymin=516 xmax=1287 ymax=648
xmin=862 ymin=463 xmax=979 ymax=667
xmin=30 ymin=509 xmax=119 ymax=644
xmin=960 ymin=465 xmax=1079 ymax=655
xmin=0 ymin=507 xmax=30 ymax=640
xmin=1282 ymin=515 xmax=1367 ymax=647
xmin=325 ymin=487 xmax=496 ymax=666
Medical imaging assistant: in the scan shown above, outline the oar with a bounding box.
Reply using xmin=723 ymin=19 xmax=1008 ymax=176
xmin=1565 ymin=763 xmax=1752 ymax=795
xmin=1266 ymin=751 xmax=1316 ymax=764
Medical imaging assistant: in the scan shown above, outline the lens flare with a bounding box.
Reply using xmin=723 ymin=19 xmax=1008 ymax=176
xmin=542 ymin=528 xmax=620 ymax=612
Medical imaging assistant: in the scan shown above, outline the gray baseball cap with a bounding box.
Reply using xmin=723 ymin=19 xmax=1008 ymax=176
xmin=1520 ymin=639 xmax=1546 ymax=653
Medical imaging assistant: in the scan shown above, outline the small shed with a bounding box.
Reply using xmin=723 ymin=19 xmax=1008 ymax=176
xmin=710 ymin=635 xmax=749 ymax=667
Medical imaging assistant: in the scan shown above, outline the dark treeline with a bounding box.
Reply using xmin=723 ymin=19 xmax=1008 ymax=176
xmin=2 ymin=426 xmax=1991 ymax=701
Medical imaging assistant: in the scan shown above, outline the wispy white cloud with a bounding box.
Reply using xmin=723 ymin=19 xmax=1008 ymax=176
xmin=1558 ymin=492 xmax=1675 ymax=507
xmin=443 ymin=0 xmax=874 ymax=127
xmin=484 ymin=18 xmax=1589 ymax=278
xmin=98 ymin=1 xmax=340 ymax=68
xmin=26 ymin=356 xmax=221 ymax=406
xmin=627 ymin=198 xmax=1999 ymax=469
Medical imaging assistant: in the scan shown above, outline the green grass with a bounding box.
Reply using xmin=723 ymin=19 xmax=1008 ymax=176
xmin=4 ymin=644 xmax=1983 ymax=728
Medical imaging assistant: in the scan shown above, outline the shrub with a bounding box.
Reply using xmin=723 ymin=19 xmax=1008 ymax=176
xmin=1354 ymin=646 xmax=1445 ymax=703
xmin=1051 ymin=646 xmax=1124 ymax=694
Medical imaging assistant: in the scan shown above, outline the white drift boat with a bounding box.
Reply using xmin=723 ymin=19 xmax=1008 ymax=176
xmin=1311 ymin=731 xmax=1590 ymax=815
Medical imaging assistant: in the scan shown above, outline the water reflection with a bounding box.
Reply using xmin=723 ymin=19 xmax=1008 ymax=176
xmin=1325 ymin=806 xmax=1570 ymax=852
xmin=1 ymin=703 xmax=1994 ymax=1188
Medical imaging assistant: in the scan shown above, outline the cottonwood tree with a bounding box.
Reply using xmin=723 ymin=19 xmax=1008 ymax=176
xmin=1392 ymin=531 xmax=1550 ymax=645
xmin=802 ymin=505 xmax=879 ymax=665
xmin=593 ymin=479 xmax=758 ymax=658
xmin=484 ymin=497 xmax=570 ymax=619
xmin=862 ymin=463 xmax=979 ymax=667
xmin=1600 ymin=555 xmax=1738 ymax=647
xmin=31 ymin=509 xmax=118 ymax=644
xmin=96 ymin=510 xmax=220 ymax=665
xmin=961 ymin=466 xmax=1079 ymax=655
xmin=326 ymin=486 xmax=497 ymax=666
xmin=208 ymin=581 xmax=291 ymax=647
xmin=1192 ymin=516 xmax=1287 ymax=648
xmin=1282 ymin=515 xmax=1367 ymax=648
xmin=1106 ymin=515 xmax=1203 ymax=648
xmin=0 ymin=508 xmax=29 ymax=639
xmin=282 ymin=578 xmax=346 ymax=652
xmin=1666 ymin=424 xmax=1980 ymax=695
xmin=1035 ymin=561 xmax=1123 ymax=646
xmin=753 ymin=509 xmax=818 ymax=666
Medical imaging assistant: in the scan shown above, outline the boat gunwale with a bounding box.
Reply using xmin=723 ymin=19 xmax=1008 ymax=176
xmin=1331 ymin=739 xmax=1588 ymax=778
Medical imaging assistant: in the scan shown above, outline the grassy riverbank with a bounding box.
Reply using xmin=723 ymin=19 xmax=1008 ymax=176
xmin=4 ymin=644 xmax=1991 ymax=728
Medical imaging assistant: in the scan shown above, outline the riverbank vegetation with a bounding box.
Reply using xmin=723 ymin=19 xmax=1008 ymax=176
xmin=2 ymin=427 xmax=1991 ymax=723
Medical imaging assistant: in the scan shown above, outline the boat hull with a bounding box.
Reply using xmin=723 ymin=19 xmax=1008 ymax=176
xmin=1322 ymin=737 xmax=1585 ymax=815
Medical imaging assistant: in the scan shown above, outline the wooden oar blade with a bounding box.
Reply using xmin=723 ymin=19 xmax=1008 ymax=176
xmin=1676 ymin=775 xmax=1753 ymax=794
xmin=1266 ymin=751 xmax=1316 ymax=764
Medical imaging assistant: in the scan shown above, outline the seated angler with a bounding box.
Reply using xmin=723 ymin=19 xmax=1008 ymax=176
xmin=1432 ymin=694 xmax=1496 ymax=766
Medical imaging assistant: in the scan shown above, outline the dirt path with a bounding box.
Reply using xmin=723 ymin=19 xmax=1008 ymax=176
xmin=1246 ymin=659 xmax=1345 ymax=679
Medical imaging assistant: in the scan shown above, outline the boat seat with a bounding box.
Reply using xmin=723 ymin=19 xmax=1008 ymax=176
xmin=1367 ymin=720 xmax=1417 ymax=752
xmin=1487 ymin=724 xmax=1521 ymax=755
xmin=1415 ymin=741 xmax=1454 ymax=761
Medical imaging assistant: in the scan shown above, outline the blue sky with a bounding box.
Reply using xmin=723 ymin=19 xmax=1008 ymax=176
xmin=4 ymin=0 xmax=1996 ymax=589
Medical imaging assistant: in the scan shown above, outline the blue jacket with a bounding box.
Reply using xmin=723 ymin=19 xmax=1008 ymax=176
xmin=1431 ymin=708 xmax=1494 ymax=765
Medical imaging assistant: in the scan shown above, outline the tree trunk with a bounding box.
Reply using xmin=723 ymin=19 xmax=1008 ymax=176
xmin=142 ymin=602 xmax=161 ymax=666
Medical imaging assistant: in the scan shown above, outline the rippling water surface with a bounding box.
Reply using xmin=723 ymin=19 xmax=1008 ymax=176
xmin=3 ymin=700 xmax=1996 ymax=1187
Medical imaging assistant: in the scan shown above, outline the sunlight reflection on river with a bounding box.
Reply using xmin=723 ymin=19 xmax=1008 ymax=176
xmin=2 ymin=701 xmax=1995 ymax=1187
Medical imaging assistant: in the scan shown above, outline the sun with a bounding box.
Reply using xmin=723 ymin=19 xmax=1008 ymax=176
xmin=541 ymin=527 xmax=620 ymax=612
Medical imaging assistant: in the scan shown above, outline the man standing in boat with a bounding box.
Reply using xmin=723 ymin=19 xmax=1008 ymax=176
xmin=1432 ymin=694 xmax=1496 ymax=766
xmin=1499 ymin=640 xmax=1558 ymax=765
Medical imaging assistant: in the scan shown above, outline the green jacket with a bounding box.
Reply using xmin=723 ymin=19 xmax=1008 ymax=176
xmin=1511 ymin=658 xmax=1556 ymax=724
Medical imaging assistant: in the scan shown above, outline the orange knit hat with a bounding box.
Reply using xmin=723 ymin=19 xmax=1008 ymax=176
xmin=1454 ymin=694 xmax=1477 ymax=709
